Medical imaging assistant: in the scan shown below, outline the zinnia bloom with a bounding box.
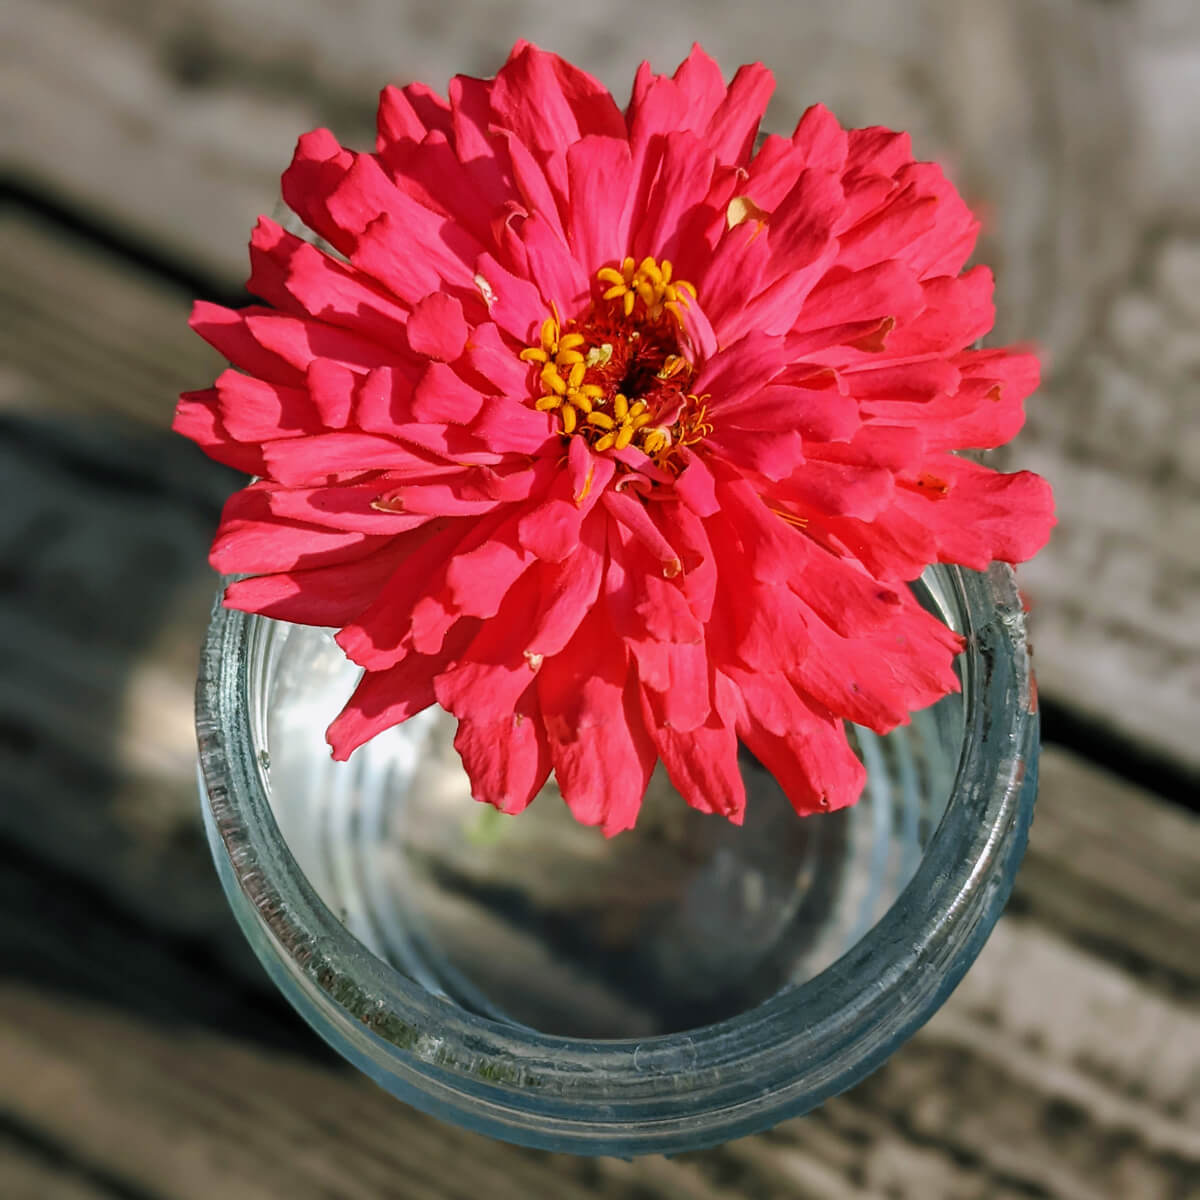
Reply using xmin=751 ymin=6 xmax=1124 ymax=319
xmin=177 ymin=42 xmax=1054 ymax=834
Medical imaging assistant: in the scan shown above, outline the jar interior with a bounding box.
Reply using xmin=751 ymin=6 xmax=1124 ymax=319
xmin=255 ymin=576 xmax=965 ymax=1039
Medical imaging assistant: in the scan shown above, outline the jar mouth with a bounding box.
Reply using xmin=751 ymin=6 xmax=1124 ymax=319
xmin=197 ymin=562 xmax=1037 ymax=1156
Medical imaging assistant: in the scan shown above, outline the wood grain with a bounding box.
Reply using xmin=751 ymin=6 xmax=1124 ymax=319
xmin=8 ymin=0 xmax=1199 ymax=768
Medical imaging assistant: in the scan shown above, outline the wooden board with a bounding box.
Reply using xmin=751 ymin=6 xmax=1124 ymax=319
xmin=9 ymin=0 xmax=1199 ymax=770
xmin=3 ymin=752 xmax=1198 ymax=1200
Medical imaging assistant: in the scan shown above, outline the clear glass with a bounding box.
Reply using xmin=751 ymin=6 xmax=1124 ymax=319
xmin=197 ymin=562 xmax=1038 ymax=1156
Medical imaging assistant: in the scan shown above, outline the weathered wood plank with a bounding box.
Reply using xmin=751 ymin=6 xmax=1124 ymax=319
xmin=0 ymin=1136 xmax=121 ymax=1200
xmin=3 ymin=898 xmax=1197 ymax=1199
xmin=1014 ymin=746 xmax=1200 ymax=995
xmin=8 ymin=1 xmax=1200 ymax=767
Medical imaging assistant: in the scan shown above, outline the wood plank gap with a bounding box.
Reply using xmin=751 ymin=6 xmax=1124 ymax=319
xmin=1 ymin=177 xmax=245 ymax=309
xmin=1039 ymin=697 xmax=1200 ymax=814
xmin=0 ymin=1113 xmax=167 ymax=1200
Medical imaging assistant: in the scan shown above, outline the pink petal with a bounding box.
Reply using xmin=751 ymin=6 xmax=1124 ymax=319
xmin=258 ymin=480 xmax=433 ymax=533
xmin=537 ymin=610 xmax=655 ymax=836
xmin=698 ymin=331 xmax=788 ymax=413
xmin=410 ymin=361 xmax=487 ymax=424
xmin=490 ymin=43 xmax=625 ymax=198
xmin=376 ymin=84 xmax=431 ymax=146
xmin=173 ymin=391 xmax=266 ymax=475
xmin=652 ymin=499 xmax=717 ymax=624
xmin=791 ymin=259 xmax=925 ymax=336
xmin=335 ymin=518 xmax=477 ymax=668
xmin=248 ymin=217 xmax=412 ymax=348
xmin=327 ymin=639 xmax=467 ymax=760
xmin=211 ymin=491 xmax=387 ymax=574
xmin=722 ymin=672 xmax=867 ymax=815
xmin=462 ymin=321 xmax=528 ymax=397
xmin=775 ymin=460 xmax=895 ymax=520
xmin=566 ymin=135 xmax=636 ymax=280
xmin=709 ymin=424 xmax=806 ymax=481
xmin=601 ymin=489 xmax=683 ymax=578
xmin=442 ymin=512 xmax=537 ymax=617
xmin=789 ymin=605 xmax=962 ymax=732
xmin=646 ymin=705 xmax=746 ymax=821
xmin=673 ymin=450 xmax=720 ymax=516
xmin=433 ymin=572 xmax=549 ymax=720
xmin=896 ymin=457 xmax=1056 ymax=569
xmin=705 ymin=61 xmax=775 ymax=164
xmin=244 ymin=310 xmax=400 ymax=375
xmin=523 ymin=513 xmax=606 ymax=656
xmin=790 ymin=103 xmax=849 ymax=171
xmin=280 ymin=129 xmax=357 ymax=254
xmin=846 ymin=125 xmax=913 ymax=176
xmin=670 ymin=44 xmax=728 ymax=129
xmin=881 ymin=267 xmax=995 ymax=357
xmin=631 ymin=131 xmax=718 ymax=271
xmin=188 ymin=302 xmax=307 ymax=387
xmin=453 ymin=689 xmax=551 ymax=815
xmin=632 ymin=638 xmax=710 ymax=732
xmin=719 ymin=380 xmax=859 ymax=442
xmin=501 ymin=129 xmax=568 ymax=243
xmin=472 ymin=251 xmax=547 ymax=344
xmin=406 ymin=293 xmax=470 ymax=362
xmin=351 ymin=210 xmax=478 ymax=309
xmin=222 ymin=540 xmax=410 ymax=626
xmin=263 ymin=431 xmax=442 ymax=486
xmin=518 ymin=210 xmax=590 ymax=317
xmin=212 ymin=369 xmax=318 ymax=442
xmin=518 ymin=443 xmax=613 ymax=562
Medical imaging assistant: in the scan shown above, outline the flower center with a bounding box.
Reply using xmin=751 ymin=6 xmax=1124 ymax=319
xmin=519 ymin=257 xmax=711 ymax=468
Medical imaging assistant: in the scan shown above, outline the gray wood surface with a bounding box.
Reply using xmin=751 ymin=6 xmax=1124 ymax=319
xmin=8 ymin=0 xmax=1200 ymax=770
xmin=4 ymin=2 xmax=1199 ymax=1196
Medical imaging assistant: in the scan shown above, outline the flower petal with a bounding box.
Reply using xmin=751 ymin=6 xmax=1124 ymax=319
xmin=538 ymin=610 xmax=656 ymax=836
xmin=406 ymin=292 xmax=470 ymax=362
xmin=453 ymin=688 xmax=551 ymax=815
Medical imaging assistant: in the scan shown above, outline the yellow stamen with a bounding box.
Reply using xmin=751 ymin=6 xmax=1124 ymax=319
xmin=534 ymin=395 xmax=562 ymax=412
xmin=561 ymin=405 xmax=577 ymax=434
xmin=559 ymin=332 xmax=586 ymax=350
xmin=568 ymin=361 xmax=586 ymax=389
xmin=541 ymin=365 xmax=567 ymax=395
xmin=587 ymin=412 xmax=616 ymax=430
xmin=613 ymin=393 xmax=629 ymax=420
xmin=642 ymin=428 xmax=671 ymax=455
xmin=574 ymin=459 xmax=596 ymax=505
xmin=593 ymin=432 xmax=617 ymax=452
xmin=614 ymin=423 xmax=635 ymax=450
xmin=519 ymin=347 xmax=548 ymax=363
xmin=771 ymin=507 xmax=809 ymax=529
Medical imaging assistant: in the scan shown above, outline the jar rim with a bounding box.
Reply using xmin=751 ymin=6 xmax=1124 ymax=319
xmin=197 ymin=561 xmax=1038 ymax=1156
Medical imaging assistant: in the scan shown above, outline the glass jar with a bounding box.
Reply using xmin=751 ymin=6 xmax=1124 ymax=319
xmin=196 ymin=561 xmax=1038 ymax=1156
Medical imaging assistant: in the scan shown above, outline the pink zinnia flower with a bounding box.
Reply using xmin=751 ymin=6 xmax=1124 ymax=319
xmin=177 ymin=42 xmax=1054 ymax=834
